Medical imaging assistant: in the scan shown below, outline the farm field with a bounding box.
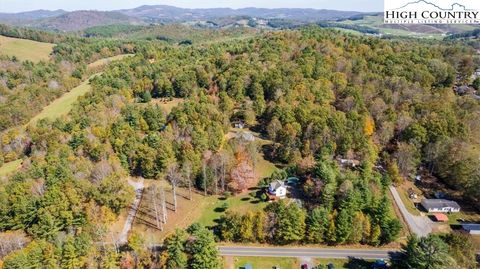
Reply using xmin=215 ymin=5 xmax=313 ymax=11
xmin=0 ymin=35 xmax=54 ymax=62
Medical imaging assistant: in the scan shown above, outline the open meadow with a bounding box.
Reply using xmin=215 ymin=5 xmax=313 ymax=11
xmin=0 ymin=35 xmax=54 ymax=62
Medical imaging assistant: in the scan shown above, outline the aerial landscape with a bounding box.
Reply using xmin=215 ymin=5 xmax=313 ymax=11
xmin=0 ymin=0 xmax=479 ymax=268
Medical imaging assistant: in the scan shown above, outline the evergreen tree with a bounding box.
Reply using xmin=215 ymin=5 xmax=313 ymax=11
xmin=240 ymin=212 xmax=255 ymax=242
xmin=335 ymin=209 xmax=353 ymax=244
xmin=306 ymin=207 xmax=329 ymax=244
xmin=186 ymin=225 xmax=220 ymax=269
xmin=165 ymin=229 xmax=188 ymax=269
xmin=61 ymin=237 xmax=81 ymax=269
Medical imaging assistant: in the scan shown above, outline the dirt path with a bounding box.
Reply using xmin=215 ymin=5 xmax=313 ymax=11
xmin=118 ymin=178 xmax=145 ymax=245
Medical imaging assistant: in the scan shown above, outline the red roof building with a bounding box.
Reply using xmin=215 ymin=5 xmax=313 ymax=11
xmin=433 ymin=213 xmax=449 ymax=222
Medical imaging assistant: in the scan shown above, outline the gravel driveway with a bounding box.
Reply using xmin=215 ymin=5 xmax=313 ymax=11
xmin=389 ymin=186 xmax=432 ymax=237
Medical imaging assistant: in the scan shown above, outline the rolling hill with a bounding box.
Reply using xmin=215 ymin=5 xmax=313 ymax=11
xmin=0 ymin=5 xmax=364 ymax=31
xmin=20 ymin=10 xmax=143 ymax=32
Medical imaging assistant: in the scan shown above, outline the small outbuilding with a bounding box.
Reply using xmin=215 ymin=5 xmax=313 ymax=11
xmin=421 ymin=199 xmax=461 ymax=213
xmin=268 ymin=180 xmax=287 ymax=198
xmin=433 ymin=213 xmax=449 ymax=222
xmin=462 ymin=224 xmax=480 ymax=235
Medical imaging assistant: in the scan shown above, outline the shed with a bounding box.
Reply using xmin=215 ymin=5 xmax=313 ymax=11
xmin=245 ymin=264 xmax=252 ymax=269
xmin=433 ymin=213 xmax=448 ymax=222
xmin=462 ymin=224 xmax=480 ymax=235
xmin=421 ymin=199 xmax=461 ymax=213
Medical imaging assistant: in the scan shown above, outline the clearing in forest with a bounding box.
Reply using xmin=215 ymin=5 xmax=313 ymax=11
xmin=129 ymin=179 xmax=269 ymax=244
xmin=28 ymin=73 xmax=100 ymax=125
xmin=149 ymin=98 xmax=184 ymax=114
xmin=87 ymin=54 xmax=134 ymax=69
xmin=0 ymin=35 xmax=54 ymax=62
xmin=0 ymin=159 xmax=23 ymax=178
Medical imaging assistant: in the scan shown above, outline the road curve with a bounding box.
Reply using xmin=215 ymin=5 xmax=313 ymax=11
xmin=219 ymin=246 xmax=400 ymax=260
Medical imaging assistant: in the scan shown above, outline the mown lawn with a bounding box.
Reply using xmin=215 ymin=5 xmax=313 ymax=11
xmin=230 ymin=257 xmax=374 ymax=269
xmin=197 ymin=191 xmax=268 ymax=227
xmin=0 ymin=159 xmax=22 ymax=178
xmin=28 ymin=73 xmax=100 ymax=125
xmin=0 ymin=35 xmax=54 ymax=62
xmin=233 ymin=256 xmax=299 ymax=269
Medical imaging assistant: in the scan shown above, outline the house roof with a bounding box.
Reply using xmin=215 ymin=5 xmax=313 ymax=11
xmin=462 ymin=224 xmax=480 ymax=231
xmin=269 ymin=180 xmax=285 ymax=190
xmin=421 ymin=199 xmax=461 ymax=210
xmin=433 ymin=213 xmax=448 ymax=222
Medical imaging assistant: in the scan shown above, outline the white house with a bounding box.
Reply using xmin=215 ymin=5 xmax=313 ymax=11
xmin=268 ymin=180 xmax=287 ymax=198
xmin=421 ymin=199 xmax=461 ymax=213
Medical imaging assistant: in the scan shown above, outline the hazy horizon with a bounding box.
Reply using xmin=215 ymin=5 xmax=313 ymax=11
xmin=0 ymin=0 xmax=383 ymax=13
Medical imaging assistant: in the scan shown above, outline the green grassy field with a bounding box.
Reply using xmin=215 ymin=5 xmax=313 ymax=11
xmin=87 ymin=54 xmax=134 ymax=69
xmin=0 ymin=159 xmax=22 ymax=178
xmin=197 ymin=191 xmax=268 ymax=227
xmin=229 ymin=257 xmax=374 ymax=269
xmin=28 ymin=73 xmax=100 ymax=125
xmin=232 ymin=256 xmax=299 ymax=269
xmin=0 ymin=35 xmax=54 ymax=62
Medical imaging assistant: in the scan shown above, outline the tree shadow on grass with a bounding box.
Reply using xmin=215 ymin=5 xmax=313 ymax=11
xmin=241 ymin=197 xmax=251 ymax=201
xmin=214 ymin=207 xmax=227 ymax=213
xmin=345 ymin=257 xmax=374 ymax=269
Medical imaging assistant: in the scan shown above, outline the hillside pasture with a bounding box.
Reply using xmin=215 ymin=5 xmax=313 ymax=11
xmin=28 ymin=73 xmax=100 ymax=125
xmin=87 ymin=54 xmax=134 ymax=69
xmin=0 ymin=35 xmax=54 ymax=62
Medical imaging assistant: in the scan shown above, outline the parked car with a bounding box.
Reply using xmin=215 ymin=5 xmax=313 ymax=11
xmin=301 ymin=264 xmax=308 ymax=269
xmin=328 ymin=263 xmax=335 ymax=269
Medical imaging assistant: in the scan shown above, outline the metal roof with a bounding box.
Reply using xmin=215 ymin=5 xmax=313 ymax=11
xmin=421 ymin=199 xmax=461 ymax=209
xmin=462 ymin=224 xmax=480 ymax=231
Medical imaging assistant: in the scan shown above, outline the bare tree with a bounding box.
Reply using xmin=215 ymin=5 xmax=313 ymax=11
xmin=183 ymin=161 xmax=193 ymax=200
xmin=219 ymin=151 xmax=231 ymax=192
xmin=167 ymin=163 xmax=181 ymax=212
xmin=202 ymin=150 xmax=213 ymax=196
xmin=160 ymin=187 xmax=167 ymax=224
xmin=152 ymin=185 xmax=163 ymax=231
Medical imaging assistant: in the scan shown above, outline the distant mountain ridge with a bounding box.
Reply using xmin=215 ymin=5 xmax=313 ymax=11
xmin=0 ymin=9 xmax=66 ymax=22
xmin=0 ymin=5 xmax=364 ymax=31
xmin=118 ymin=5 xmax=363 ymax=22
xmin=26 ymin=11 xmax=143 ymax=31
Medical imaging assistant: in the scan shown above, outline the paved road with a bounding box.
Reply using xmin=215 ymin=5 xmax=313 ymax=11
xmin=118 ymin=178 xmax=145 ymax=244
xmin=389 ymin=186 xmax=432 ymax=237
xmin=219 ymin=246 xmax=399 ymax=260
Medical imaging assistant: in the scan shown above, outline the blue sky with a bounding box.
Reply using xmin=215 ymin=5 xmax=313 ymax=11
xmin=1 ymin=0 xmax=383 ymax=13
